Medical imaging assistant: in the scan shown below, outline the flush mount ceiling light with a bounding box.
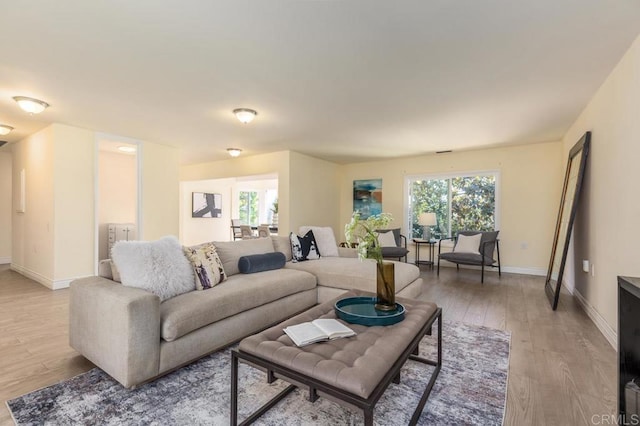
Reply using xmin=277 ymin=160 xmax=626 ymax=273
xmin=233 ymin=108 xmax=257 ymax=124
xmin=13 ymin=96 xmax=50 ymax=114
xmin=227 ymin=148 xmax=242 ymax=157
xmin=118 ymin=146 xmax=137 ymax=153
xmin=0 ymin=124 xmax=14 ymax=136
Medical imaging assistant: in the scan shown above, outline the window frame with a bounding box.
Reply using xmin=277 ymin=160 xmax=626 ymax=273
xmin=403 ymin=169 xmax=501 ymax=239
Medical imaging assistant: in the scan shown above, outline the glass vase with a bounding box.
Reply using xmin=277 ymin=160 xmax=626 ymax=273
xmin=375 ymin=261 xmax=396 ymax=311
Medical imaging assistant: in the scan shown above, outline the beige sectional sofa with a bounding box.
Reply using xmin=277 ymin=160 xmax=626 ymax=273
xmin=69 ymin=236 xmax=423 ymax=388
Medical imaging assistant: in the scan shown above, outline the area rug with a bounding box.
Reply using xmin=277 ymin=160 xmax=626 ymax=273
xmin=7 ymin=321 xmax=510 ymax=425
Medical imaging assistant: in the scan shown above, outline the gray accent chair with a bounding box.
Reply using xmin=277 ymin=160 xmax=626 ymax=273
xmin=437 ymin=230 xmax=501 ymax=283
xmin=378 ymin=228 xmax=409 ymax=263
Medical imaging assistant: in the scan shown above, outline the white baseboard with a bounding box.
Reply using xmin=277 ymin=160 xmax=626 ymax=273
xmin=435 ymin=262 xmax=546 ymax=277
xmin=571 ymin=288 xmax=617 ymax=349
xmin=0 ymin=256 xmax=11 ymax=265
xmin=10 ymin=264 xmax=81 ymax=290
xmin=500 ymin=266 xmax=546 ymax=276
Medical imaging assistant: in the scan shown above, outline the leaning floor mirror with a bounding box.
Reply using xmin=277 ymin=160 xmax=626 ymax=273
xmin=545 ymin=131 xmax=591 ymax=310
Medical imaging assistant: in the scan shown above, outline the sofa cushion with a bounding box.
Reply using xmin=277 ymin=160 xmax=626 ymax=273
xmin=183 ymin=242 xmax=226 ymax=290
xmin=271 ymin=236 xmax=292 ymax=261
xmin=112 ymin=236 xmax=195 ymax=302
xmin=160 ymin=268 xmax=317 ymax=341
xmin=285 ymin=257 xmax=419 ymax=293
xmin=213 ymin=238 xmax=275 ymax=276
xmin=239 ymin=252 xmax=286 ymax=274
xmin=299 ymin=226 xmax=339 ymax=257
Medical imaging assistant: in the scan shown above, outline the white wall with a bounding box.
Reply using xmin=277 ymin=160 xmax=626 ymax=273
xmin=98 ymin=151 xmax=137 ymax=260
xmin=181 ymin=151 xmax=292 ymax=234
xmin=11 ymin=125 xmax=56 ymax=284
xmin=338 ymin=141 xmax=564 ymax=272
xmin=180 ymin=178 xmax=235 ymax=245
xmin=561 ymin=34 xmax=640 ymax=344
xmin=0 ymin=152 xmax=12 ymax=264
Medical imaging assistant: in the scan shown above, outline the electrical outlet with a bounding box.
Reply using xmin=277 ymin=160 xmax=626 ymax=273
xmin=582 ymin=260 xmax=590 ymax=273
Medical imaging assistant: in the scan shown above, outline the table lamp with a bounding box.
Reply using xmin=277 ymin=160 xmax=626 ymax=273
xmin=418 ymin=213 xmax=437 ymax=241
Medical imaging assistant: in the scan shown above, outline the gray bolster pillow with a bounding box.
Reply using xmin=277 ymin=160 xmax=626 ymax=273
xmin=238 ymin=252 xmax=286 ymax=274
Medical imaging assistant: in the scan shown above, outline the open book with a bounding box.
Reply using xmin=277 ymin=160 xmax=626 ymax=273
xmin=283 ymin=319 xmax=356 ymax=347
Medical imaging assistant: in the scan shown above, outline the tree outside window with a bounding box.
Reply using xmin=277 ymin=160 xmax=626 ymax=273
xmin=239 ymin=191 xmax=259 ymax=226
xmin=408 ymin=173 xmax=497 ymax=239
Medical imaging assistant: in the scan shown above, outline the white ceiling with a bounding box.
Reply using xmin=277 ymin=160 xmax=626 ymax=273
xmin=0 ymin=1 xmax=639 ymax=164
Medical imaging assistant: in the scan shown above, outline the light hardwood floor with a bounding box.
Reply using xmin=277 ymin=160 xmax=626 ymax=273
xmin=0 ymin=264 xmax=615 ymax=425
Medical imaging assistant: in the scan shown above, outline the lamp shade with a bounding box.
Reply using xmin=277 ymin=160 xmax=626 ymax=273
xmin=418 ymin=213 xmax=437 ymax=226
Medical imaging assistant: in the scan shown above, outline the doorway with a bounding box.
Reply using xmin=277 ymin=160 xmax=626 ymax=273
xmin=94 ymin=133 xmax=141 ymax=272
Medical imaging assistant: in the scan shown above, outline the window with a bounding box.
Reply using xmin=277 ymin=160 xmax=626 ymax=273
xmin=406 ymin=172 xmax=499 ymax=239
xmin=238 ymin=191 xmax=259 ymax=225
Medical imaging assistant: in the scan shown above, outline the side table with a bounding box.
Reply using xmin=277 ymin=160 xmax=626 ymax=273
xmin=413 ymin=239 xmax=436 ymax=269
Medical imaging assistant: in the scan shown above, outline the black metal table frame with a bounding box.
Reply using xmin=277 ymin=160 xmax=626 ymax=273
xmin=231 ymin=308 xmax=442 ymax=426
xmin=414 ymin=239 xmax=436 ymax=269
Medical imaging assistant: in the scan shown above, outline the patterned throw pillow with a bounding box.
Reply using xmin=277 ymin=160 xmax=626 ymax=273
xmin=289 ymin=230 xmax=321 ymax=262
xmin=183 ymin=242 xmax=227 ymax=290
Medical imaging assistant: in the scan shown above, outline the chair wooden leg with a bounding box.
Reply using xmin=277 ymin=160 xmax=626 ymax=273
xmin=481 ymin=264 xmax=485 ymax=284
xmin=437 ymin=258 xmax=440 ymax=276
xmin=456 ymin=264 xmax=459 ymax=271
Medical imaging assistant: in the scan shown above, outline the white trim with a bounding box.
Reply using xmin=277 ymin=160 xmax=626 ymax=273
xmin=10 ymin=263 xmax=87 ymax=290
xmin=0 ymin=256 xmax=11 ymax=265
xmin=569 ymin=287 xmax=617 ymax=349
xmin=435 ymin=262 xmax=545 ymax=276
xmin=500 ymin=266 xmax=546 ymax=276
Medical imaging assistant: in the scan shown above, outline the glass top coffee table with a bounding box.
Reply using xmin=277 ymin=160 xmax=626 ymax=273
xmin=231 ymin=290 xmax=442 ymax=425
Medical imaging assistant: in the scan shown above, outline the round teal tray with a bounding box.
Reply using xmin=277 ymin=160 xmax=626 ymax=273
xmin=334 ymin=296 xmax=405 ymax=326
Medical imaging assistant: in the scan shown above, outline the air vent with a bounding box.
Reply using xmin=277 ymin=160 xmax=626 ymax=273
xmin=0 ymin=141 xmax=7 ymax=148
xmin=436 ymin=150 xmax=452 ymax=154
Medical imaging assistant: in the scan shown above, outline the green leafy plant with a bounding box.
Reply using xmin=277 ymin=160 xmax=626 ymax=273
xmin=344 ymin=212 xmax=393 ymax=266
xmin=271 ymin=199 xmax=279 ymax=214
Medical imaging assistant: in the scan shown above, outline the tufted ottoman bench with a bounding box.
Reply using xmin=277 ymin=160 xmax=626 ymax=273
xmin=231 ymin=290 xmax=442 ymax=425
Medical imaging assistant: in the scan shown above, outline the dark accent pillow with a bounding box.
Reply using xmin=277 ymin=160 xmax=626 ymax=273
xmin=289 ymin=230 xmax=321 ymax=262
xmin=238 ymin=252 xmax=287 ymax=274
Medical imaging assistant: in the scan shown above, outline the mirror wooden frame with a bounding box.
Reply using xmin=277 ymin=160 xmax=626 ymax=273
xmin=545 ymin=131 xmax=591 ymax=310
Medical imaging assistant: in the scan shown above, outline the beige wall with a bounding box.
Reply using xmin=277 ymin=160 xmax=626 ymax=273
xmin=52 ymin=124 xmax=95 ymax=281
xmin=140 ymin=141 xmax=180 ymax=240
xmin=562 ymin=34 xmax=640 ymax=340
xmin=0 ymin=152 xmax=11 ymax=263
xmin=181 ymin=151 xmax=291 ymax=234
xmin=98 ymin=151 xmax=137 ymax=260
xmin=289 ymin=151 xmax=341 ymax=237
xmin=337 ymin=142 xmax=564 ymax=271
xmin=11 ymin=124 xmax=180 ymax=289
xmin=180 ymin=178 xmax=235 ymax=245
xmin=11 ymin=125 xmax=56 ymax=283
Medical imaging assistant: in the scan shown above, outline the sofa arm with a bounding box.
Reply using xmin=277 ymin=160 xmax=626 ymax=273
xmin=69 ymin=276 xmax=161 ymax=388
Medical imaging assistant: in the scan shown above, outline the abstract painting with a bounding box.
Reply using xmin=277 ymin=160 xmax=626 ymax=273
xmin=192 ymin=192 xmax=222 ymax=218
xmin=353 ymin=179 xmax=382 ymax=218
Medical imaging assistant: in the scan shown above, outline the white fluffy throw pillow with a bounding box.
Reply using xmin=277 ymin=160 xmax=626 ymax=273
xmin=112 ymin=236 xmax=195 ymax=301
xmin=453 ymin=233 xmax=482 ymax=254
xmin=299 ymin=226 xmax=339 ymax=257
